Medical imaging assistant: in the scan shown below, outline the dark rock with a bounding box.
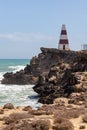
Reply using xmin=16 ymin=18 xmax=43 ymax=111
xmin=31 ymin=110 xmax=46 ymax=115
xmin=3 ymin=103 xmax=14 ymax=109
xmin=2 ymin=48 xmax=87 ymax=85
xmin=24 ymin=64 xmax=32 ymax=74
xmin=3 ymin=72 xmax=13 ymax=79
xmin=79 ymin=125 xmax=85 ymax=129
xmin=0 ymin=109 xmax=4 ymax=114
xmin=23 ymin=106 xmax=32 ymax=111
xmin=1 ymin=47 xmax=87 ymax=104
xmin=1 ymin=71 xmax=38 ymax=85
xmin=61 ymin=69 xmax=77 ymax=86
xmin=33 ymin=67 xmax=78 ymax=104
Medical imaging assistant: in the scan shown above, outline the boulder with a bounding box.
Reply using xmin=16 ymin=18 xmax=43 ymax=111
xmin=3 ymin=103 xmax=14 ymax=109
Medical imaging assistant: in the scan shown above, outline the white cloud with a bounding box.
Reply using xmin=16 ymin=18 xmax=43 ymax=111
xmin=0 ymin=32 xmax=57 ymax=43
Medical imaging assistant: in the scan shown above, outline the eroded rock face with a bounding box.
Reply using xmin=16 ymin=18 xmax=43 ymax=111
xmin=1 ymin=48 xmax=87 ymax=104
xmin=1 ymin=67 xmax=38 ymax=85
xmin=1 ymin=48 xmax=76 ymax=84
xmin=1 ymin=48 xmax=87 ymax=85
xmin=33 ymin=48 xmax=87 ymax=104
xmin=33 ymin=67 xmax=78 ymax=104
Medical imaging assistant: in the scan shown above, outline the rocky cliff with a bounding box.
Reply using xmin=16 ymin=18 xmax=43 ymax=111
xmin=33 ymin=48 xmax=87 ymax=104
xmin=2 ymin=47 xmax=87 ymax=104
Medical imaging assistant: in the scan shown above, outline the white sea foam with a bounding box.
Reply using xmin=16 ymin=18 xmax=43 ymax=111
xmin=0 ymin=72 xmax=4 ymax=80
xmin=0 ymin=65 xmax=25 ymax=83
xmin=0 ymin=84 xmax=42 ymax=109
xmin=8 ymin=65 xmax=25 ymax=73
xmin=0 ymin=64 xmax=41 ymax=109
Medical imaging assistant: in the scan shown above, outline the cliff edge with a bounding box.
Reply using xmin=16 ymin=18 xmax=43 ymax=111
xmin=1 ymin=47 xmax=87 ymax=104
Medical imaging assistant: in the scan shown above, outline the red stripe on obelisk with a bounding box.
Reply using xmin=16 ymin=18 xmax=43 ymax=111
xmin=61 ymin=30 xmax=67 ymax=35
xmin=59 ymin=39 xmax=69 ymax=44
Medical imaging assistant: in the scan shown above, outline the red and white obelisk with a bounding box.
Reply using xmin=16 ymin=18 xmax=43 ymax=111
xmin=58 ymin=24 xmax=70 ymax=50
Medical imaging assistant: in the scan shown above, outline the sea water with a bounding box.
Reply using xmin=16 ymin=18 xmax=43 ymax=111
xmin=0 ymin=59 xmax=41 ymax=109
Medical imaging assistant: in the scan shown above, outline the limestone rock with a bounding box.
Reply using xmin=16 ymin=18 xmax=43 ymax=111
xmin=1 ymin=47 xmax=87 ymax=104
xmin=3 ymin=103 xmax=14 ymax=109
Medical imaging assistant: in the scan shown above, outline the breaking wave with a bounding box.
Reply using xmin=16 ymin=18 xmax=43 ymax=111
xmin=8 ymin=65 xmax=25 ymax=73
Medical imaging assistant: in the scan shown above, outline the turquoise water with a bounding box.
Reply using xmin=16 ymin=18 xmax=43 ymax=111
xmin=0 ymin=59 xmax=29 ymax=72
xmin=0 ymin=59 xmax=41 ymax=108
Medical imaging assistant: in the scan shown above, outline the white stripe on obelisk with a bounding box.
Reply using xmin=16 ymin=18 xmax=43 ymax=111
xmin=60 ymin=35 xmax=68 ymax=40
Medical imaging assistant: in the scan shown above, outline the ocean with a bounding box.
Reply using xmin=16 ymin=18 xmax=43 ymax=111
xmin=0 ymin=59 xmax=41 ymax=109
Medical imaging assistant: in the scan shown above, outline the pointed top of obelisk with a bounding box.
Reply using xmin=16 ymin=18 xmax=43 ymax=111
xmin=60 ymin=24 xmax=67 ymax=35
xmin=61 ymin=24 xmax=66 ymax=30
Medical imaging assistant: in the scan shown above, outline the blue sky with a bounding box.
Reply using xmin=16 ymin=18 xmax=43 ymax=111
xmin=0 ymin=0 xmax=87 ymax=58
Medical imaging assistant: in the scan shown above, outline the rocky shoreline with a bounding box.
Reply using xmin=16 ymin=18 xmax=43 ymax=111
xmin=1 ymin=47 xmax=87 ymax=129
xmin=2 ymin=47 xmax=87 ymax=104
xmin=1 ymin=96 xmax=87 ymax=130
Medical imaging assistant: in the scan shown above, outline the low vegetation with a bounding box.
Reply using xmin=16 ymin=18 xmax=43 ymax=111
xmin=53 ymin=117 xmax=74 ymax=130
